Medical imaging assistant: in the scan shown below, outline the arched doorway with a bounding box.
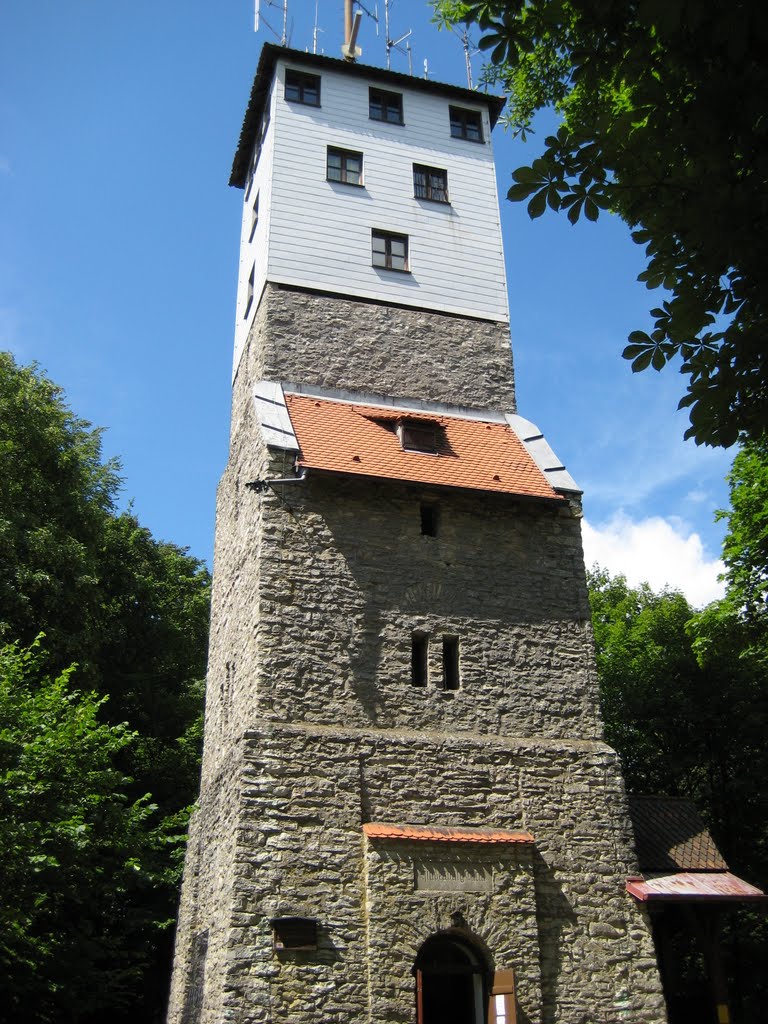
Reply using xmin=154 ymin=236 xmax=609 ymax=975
xmin=414 ymin=933 xmax=489 ymax=1024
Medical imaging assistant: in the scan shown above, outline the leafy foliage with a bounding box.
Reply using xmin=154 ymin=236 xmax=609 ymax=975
xmin=0 ymin=352 xmax=120 ymax=666
xmin=718 ymin=437 xmax=768 ymax=621
xmin=587 ymin=567 xmax=768 ymax=1020
xmin=432 ymin=0 xmax=768 ymax=447
xmin=0 ymin=353 xmax=210 ymax=1021
xmin=0 ymin=640 xmax=178 ymax=1023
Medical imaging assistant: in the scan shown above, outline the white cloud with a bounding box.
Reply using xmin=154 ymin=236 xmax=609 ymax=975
xmin=582 ymin=513 xmax=725 ymax=608
xmin=0 ymin=156 xmax=10 ymax=175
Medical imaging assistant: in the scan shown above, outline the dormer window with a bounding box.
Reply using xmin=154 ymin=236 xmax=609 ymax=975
xmin=398 ymin=419 xmax=438 ymax=454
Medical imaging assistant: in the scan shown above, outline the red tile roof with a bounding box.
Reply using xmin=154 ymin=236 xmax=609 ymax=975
xmin=626 ymin=872 xmax=768 ymax=903
xmin=363 ymin=823 xmax=535 ymax=844
xmin=284 ymin=394 xmax=563 ymax=501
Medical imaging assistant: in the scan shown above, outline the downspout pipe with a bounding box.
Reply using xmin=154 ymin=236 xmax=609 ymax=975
xmin=245 ymin=468 xmax=309 ymax=493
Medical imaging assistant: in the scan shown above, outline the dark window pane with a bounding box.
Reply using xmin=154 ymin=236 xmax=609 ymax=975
xmin=286 ymin=70 xmax=321 ymax=106
xmin=347 ymin=156 xmax=362 ymax=184
xmin=370 ymin=88 xmax=403 ymax=124
xmin=449 ymin=105 xmax=482 ymax=142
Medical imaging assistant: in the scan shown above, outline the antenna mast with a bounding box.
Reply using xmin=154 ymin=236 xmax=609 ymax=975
xmin=455 ymin=25 xmax=478 ymax=89
xmin=313 ymin=0 xmax=320 ymax=52
xmin=383 ymin=0 xmax=412 ymax=72
xmin=463 ymin=28 xmax=472 ymax=89
xmin=342 ymin=0 xmax=363 ymax=60
xmin=256 ymin=0 xmax=289 ymax=45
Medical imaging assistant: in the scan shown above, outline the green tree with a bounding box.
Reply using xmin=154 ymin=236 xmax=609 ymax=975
xmin=0 ymin=639 xmax=186 ymax=1024
xmin=0 ymin=352 xmax=120 ymax=667
xmin=0 ymin=353 xmax=210 ymax=1020
xmin=718 ymin=437 xmax=768 ymax=622
xmin=432 ymin=0 xmax=768 ymax=447
xmin=587 ymin=568 xmax=768 ymax=1021
xmin=588 ymin=568 xmax=767 ymax=868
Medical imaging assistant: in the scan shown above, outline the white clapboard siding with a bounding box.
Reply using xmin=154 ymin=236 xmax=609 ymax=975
xmin=233 ymin=57 xmax=511 ymax=377
xmin=267 ymin=58 xmax=509 ymax=322
xmin=233 ymin=77 xmax=277 ymax=375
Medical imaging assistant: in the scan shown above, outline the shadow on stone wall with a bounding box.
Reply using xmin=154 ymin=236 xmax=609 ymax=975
xmin=531 ymin=848 xmax=577 ymax=1024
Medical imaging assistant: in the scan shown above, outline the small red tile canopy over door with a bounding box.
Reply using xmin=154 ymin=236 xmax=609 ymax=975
xmin=489 ymin=969 xmax=517 ymax=1024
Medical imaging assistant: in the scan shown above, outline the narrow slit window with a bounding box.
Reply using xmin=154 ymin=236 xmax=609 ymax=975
xmin=244 ymin=264 xmax=255 ymax=319
xmin=420 ymin=502 xmax=438 ymax=537
xmin=449 ymin=105 xmax=483 ymax=142
xmin=413 ymin=164 xmax=448 ymax=203
xmin=249 ymin=192 xmax=260 ymax=241
xmin=327 ymin=147 xmax=363 ymax=186
xmin=442 ymin=636 xmax=460 ymax=691
xmin=369 ymin=87 xmax=403 ymax=124
xmin=411 ymin=634 xmax=428 ymax=687
xmin=372 ymin=230 xmax=409 ymax=272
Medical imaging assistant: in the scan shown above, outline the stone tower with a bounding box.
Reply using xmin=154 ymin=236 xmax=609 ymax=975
xmin=167 ymin=42 xmax=667 ymax=1024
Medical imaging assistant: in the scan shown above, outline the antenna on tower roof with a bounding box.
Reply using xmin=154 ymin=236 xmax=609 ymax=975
xmin=355 ymin=0 xmax=379 ymax=36
xmin=445 ymin=22 xmax=479 ymax=89
xmin=342 ymin=0 xmax=363 ymax=60
xmin=312 ymin=0 xmax=325 ymax=53
xmin=383 ymin=0 xmax=412 ymax=72
xmin=255 ymin=0 xmax=289 ymax=46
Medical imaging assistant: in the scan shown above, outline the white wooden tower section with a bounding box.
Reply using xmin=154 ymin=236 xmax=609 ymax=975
xmin=232 ymin=48 xmax=510 ymax=376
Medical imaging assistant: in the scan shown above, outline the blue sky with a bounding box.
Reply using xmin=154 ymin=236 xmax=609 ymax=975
xmin=0 ymin=0 xmax=734 ymax=605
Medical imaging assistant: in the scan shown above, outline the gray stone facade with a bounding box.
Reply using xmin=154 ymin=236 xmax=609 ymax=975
xmin=233 ymin=283 xmax=517 ymax=413
xmin=167 ymin=286 xmax=667 ymax=1023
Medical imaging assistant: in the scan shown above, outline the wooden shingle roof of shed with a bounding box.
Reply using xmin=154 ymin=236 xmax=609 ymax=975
xmin=628 ymin=796 xmax=728 ymax=872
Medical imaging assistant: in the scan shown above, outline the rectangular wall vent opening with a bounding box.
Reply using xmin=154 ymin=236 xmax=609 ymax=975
xmin=271 ymin=917 xmax=318 ymax=952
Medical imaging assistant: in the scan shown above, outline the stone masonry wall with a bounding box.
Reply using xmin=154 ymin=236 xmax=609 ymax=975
xmin=209 ymin=723 xmax=666 ymax=1024
xmin=167 ymin=300 xmax=668 ymax=1024
xmin=249 ymin=460 xmax=601 ymax=740
xmin=233 ymin=284 xmax=516 ymax=414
